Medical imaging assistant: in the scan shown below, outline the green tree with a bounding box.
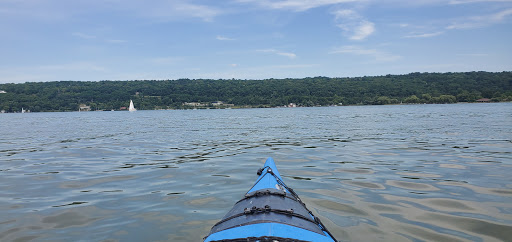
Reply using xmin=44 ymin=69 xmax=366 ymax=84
xmin=404 ymin=95 xmax=421 ymax=103
xmin=375 ymin=96 xmax=391 ymax=105
xmin=421 ymin=93 xmax=432 ymax=103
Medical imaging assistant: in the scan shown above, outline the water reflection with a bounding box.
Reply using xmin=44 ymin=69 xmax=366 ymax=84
xmin=386 ymin=180 xmax=440 ymax=191
xmin=345 ymin=181 xmax=385 ymax=189
xmin=0 ymin=104 xmax=511 ymax=241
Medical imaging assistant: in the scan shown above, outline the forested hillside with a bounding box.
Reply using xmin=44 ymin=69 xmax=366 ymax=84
xmin=1 ymin=71 xmax=511 ymax=112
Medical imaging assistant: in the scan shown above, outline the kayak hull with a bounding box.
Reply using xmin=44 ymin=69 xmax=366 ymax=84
xmin=204 ymin=157 xmax=337 ymax=242
xmin=205 ymin=223 xmax=336 ymax=242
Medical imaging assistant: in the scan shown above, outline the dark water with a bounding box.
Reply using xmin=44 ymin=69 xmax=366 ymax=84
xmin=1 ymin=103 xmax=511 ymax=241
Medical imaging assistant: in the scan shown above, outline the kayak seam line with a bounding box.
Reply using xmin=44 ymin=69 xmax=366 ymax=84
xmin=246 ymin=166 xmax=271 ymax=193
xmin=235 ymin=189 xmax=299 ymax=205
xmin=210 ymin=220 xmax=326 ymax=237
xmin=264 ymin=166 xmax=339 ymax=242
xmin=211 ymin=206 xmax=320 ymax=230
xmin=209 ymin=235 xmax=311 ymax=242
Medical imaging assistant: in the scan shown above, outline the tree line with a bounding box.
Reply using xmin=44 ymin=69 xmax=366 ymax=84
xmin=0 ymin=71 xmax=511 ymax=112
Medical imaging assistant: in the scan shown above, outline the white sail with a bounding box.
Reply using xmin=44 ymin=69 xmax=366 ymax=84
xmin=129 ymin=100 xmax=137 ymax=112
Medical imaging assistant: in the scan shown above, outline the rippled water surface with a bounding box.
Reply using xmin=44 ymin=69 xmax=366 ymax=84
xmin=1 ymin=103 xmax=511 ymax=241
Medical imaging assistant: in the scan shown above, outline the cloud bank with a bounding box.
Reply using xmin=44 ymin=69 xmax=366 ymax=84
xmin=333 ymin=9 xmax=375 ymax=40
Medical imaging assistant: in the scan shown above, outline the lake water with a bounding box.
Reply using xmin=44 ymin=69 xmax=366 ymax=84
xmin=1 ymin=103 xmax=511 ymax=242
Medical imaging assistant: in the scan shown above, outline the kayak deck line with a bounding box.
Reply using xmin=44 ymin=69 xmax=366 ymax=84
xmin=204 ymin=157 xmax=338 ymax=242
xmin=208 ymin=188 xmax=324 ymax=235
xmin=208 ymin=236 xmax=312 ymax=242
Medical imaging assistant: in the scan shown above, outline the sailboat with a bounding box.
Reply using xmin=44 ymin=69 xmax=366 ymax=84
xmin=129 ymin=100 xmax=137 ymax=112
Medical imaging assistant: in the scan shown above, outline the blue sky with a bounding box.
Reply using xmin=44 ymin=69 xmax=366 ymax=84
xmin=1 ymin=0 xmax=511 ymax=83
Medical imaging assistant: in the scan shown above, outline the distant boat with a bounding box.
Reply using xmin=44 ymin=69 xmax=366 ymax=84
xmin=21 ymin=108 xmax=25 ymax=113
xmin=129 ymin=100 xmax=137 ymax=112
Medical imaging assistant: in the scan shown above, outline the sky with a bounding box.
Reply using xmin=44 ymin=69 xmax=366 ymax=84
xmin=0 ymin=0 xmax=511 ymax=83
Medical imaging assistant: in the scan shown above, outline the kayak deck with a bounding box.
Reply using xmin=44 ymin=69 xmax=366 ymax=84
xmin=204 ymin=157 xmax=337 ymax=242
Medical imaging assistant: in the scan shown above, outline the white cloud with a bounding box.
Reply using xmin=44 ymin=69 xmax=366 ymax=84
xmin=334 ymin=9 xmax=375 ymax=40
xmin=396 ymin=8 xmax=512 ymax=39
xmin=169 ymin=2 xmax=221 ymax=22
xmin=230 ymin=64 xmax=239 ymax=67
xmin=109 ymin=1 xmax=224 ymax=22
xmin=334 ymin=9 xmax=358 ymax=19
xmin=447 ymin=8 xmax=512 ymax=29
xmin=330 ymin=45 xmax=401 ymax=62
xmin=1 ymin=0 xmax=222 ymax=22
xmin=216 ymin=35 xmax=235 ymax=41
xmin=277 ymin=52 xmax=297 ymax=58
xmin=449 ymin=0 xmax=512 ymax=4
xmin=236 ymin=0 xmax=358 ymax=12
xmin=73 ymin=32 xmax=128 ymax=44
xmin=128 ymin=0 xmax=223 ymax=22
xmin=350 ymin=21 xmax=375 ymax=40
xmin=257 ymin=49 xmax=297 ymax=59
xmin=404 ymin=31 xmax=444 ymax=38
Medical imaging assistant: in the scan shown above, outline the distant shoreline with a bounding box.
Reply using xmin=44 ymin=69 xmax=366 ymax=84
xmin=1 ymin=71 xmax=511 ymax=113
xmin=2 ymin=101 xmax=510 ymax=114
